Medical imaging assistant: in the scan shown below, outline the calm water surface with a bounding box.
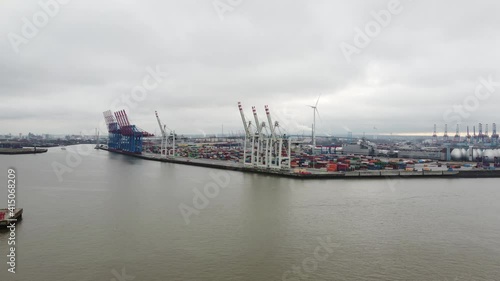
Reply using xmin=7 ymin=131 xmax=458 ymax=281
xmin=0 ymin=145 xmax=499 ymax=281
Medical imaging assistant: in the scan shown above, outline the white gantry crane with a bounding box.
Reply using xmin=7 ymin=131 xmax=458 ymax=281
xmin=155 ymin=111 xmax=167 ymax=157
xmin=238 ymin=102 xmax=254 ymax=165
xmin=265 ymin=105 xmax=291 ymax=169
xmin=252 ymin=105 xmax=270 ymax=166
xmin=238 ymin=102 xmax=291 ymax=169
xmin=154 ymin=111 xmax=176 ymax=157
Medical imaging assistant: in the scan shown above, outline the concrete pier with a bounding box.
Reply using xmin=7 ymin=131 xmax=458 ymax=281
xmin=100 ymin=147 xmax=500 ymax=179
xmin=0 ymin=148 xmax=48 ymax=154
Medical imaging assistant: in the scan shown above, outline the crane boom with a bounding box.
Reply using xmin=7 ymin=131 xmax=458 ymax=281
xmin=265 ymin=105 xmax=276 ymax=139
xmin=238 ymin=102 xmax=251 ymax=138
xmin=155 ymin=111 xmax=166 ymax=137
xmin=252 ymin=106 xmax=262 ymax=134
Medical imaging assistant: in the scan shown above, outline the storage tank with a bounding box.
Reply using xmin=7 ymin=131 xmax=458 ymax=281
xmin=483 ymin=149 xmax=496 ymax=161
xmin=450 ymin=148 xmax=463 ymax=161
xmin=466 ymin=148 xmax=481 ymax=160
xmin=460 ymin=148 xmax=467 ymax=160
xmin=494 ymin=149 xmax=500 ymax=158
xmin=472 ymin=148 xmax=483 ymax=158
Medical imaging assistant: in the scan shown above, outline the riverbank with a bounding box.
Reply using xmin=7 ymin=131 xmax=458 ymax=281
xmin=0 ymin=148 xmax=48 ymax=155
xmin=99 ymin=147 xmax=500 ymax=179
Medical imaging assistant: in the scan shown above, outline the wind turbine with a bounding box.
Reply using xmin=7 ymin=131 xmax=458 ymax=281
xmin=307 ymin=95 xmax=321 ymax=147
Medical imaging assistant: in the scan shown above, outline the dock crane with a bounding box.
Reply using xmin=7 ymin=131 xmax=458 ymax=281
xmin=432 ymin=124 xmax=438 ymax=144
xmin=155 ymin=111 xmax=167 ymax=157
xmin=155 ymin=111 xmax=175 ymax=157
xmin=485 ymin=124 xmax=490 ymax=143
xmin=443 ymin=124 xmax=449 ymax=142
xmin=265 ymin=105 xmax=277 ymax=141
xmin=454 ymin=124 xmax=460 ymax=143
xmin=492 ymin=123 xmax=499 ymax=145
xmin=238 ymin=102 xmax=254 ymax=165
xmin=252 ymin=106 xmax=263 ymax=136
xmin=479 ymin=123 xmax=484 ymax=143
xmin=265 ymin=105 xmax=276 ymax=168
xmin=238 ymin=102 xmax=253 ymax=139
xmin=237 ymin=102 xmax=291 ymax=169
xmin=265 ymin=105 xmax=291 ymax=169
xmin=252 ymin=106 xmax=268 ymax=166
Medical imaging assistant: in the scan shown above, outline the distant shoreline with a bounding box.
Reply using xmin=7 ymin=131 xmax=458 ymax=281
xmin=0 ymin=148 xmax=48 ymax=155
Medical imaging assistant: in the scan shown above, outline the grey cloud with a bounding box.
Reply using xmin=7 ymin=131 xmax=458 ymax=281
xmin=1 ymin=0 xmax=499 ymax=136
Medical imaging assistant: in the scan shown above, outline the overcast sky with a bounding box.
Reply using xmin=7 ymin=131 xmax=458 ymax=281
xmin=1 ymin=0 xmax=500 ymax=137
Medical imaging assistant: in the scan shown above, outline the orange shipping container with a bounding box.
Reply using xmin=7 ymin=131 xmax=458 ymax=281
xmin=327 ymin=164 xmax=337 ymax=172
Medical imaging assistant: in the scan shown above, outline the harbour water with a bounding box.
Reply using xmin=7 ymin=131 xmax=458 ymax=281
xmin=0 ymin=145 xmax=499 ymax=281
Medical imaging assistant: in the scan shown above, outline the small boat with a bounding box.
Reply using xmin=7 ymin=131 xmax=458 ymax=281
xmin=0 ymin=208 xmax=23 ymax=227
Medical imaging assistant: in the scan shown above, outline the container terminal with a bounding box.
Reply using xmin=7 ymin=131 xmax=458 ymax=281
xmin=96 ymin=104 xmax=500 ymax=179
